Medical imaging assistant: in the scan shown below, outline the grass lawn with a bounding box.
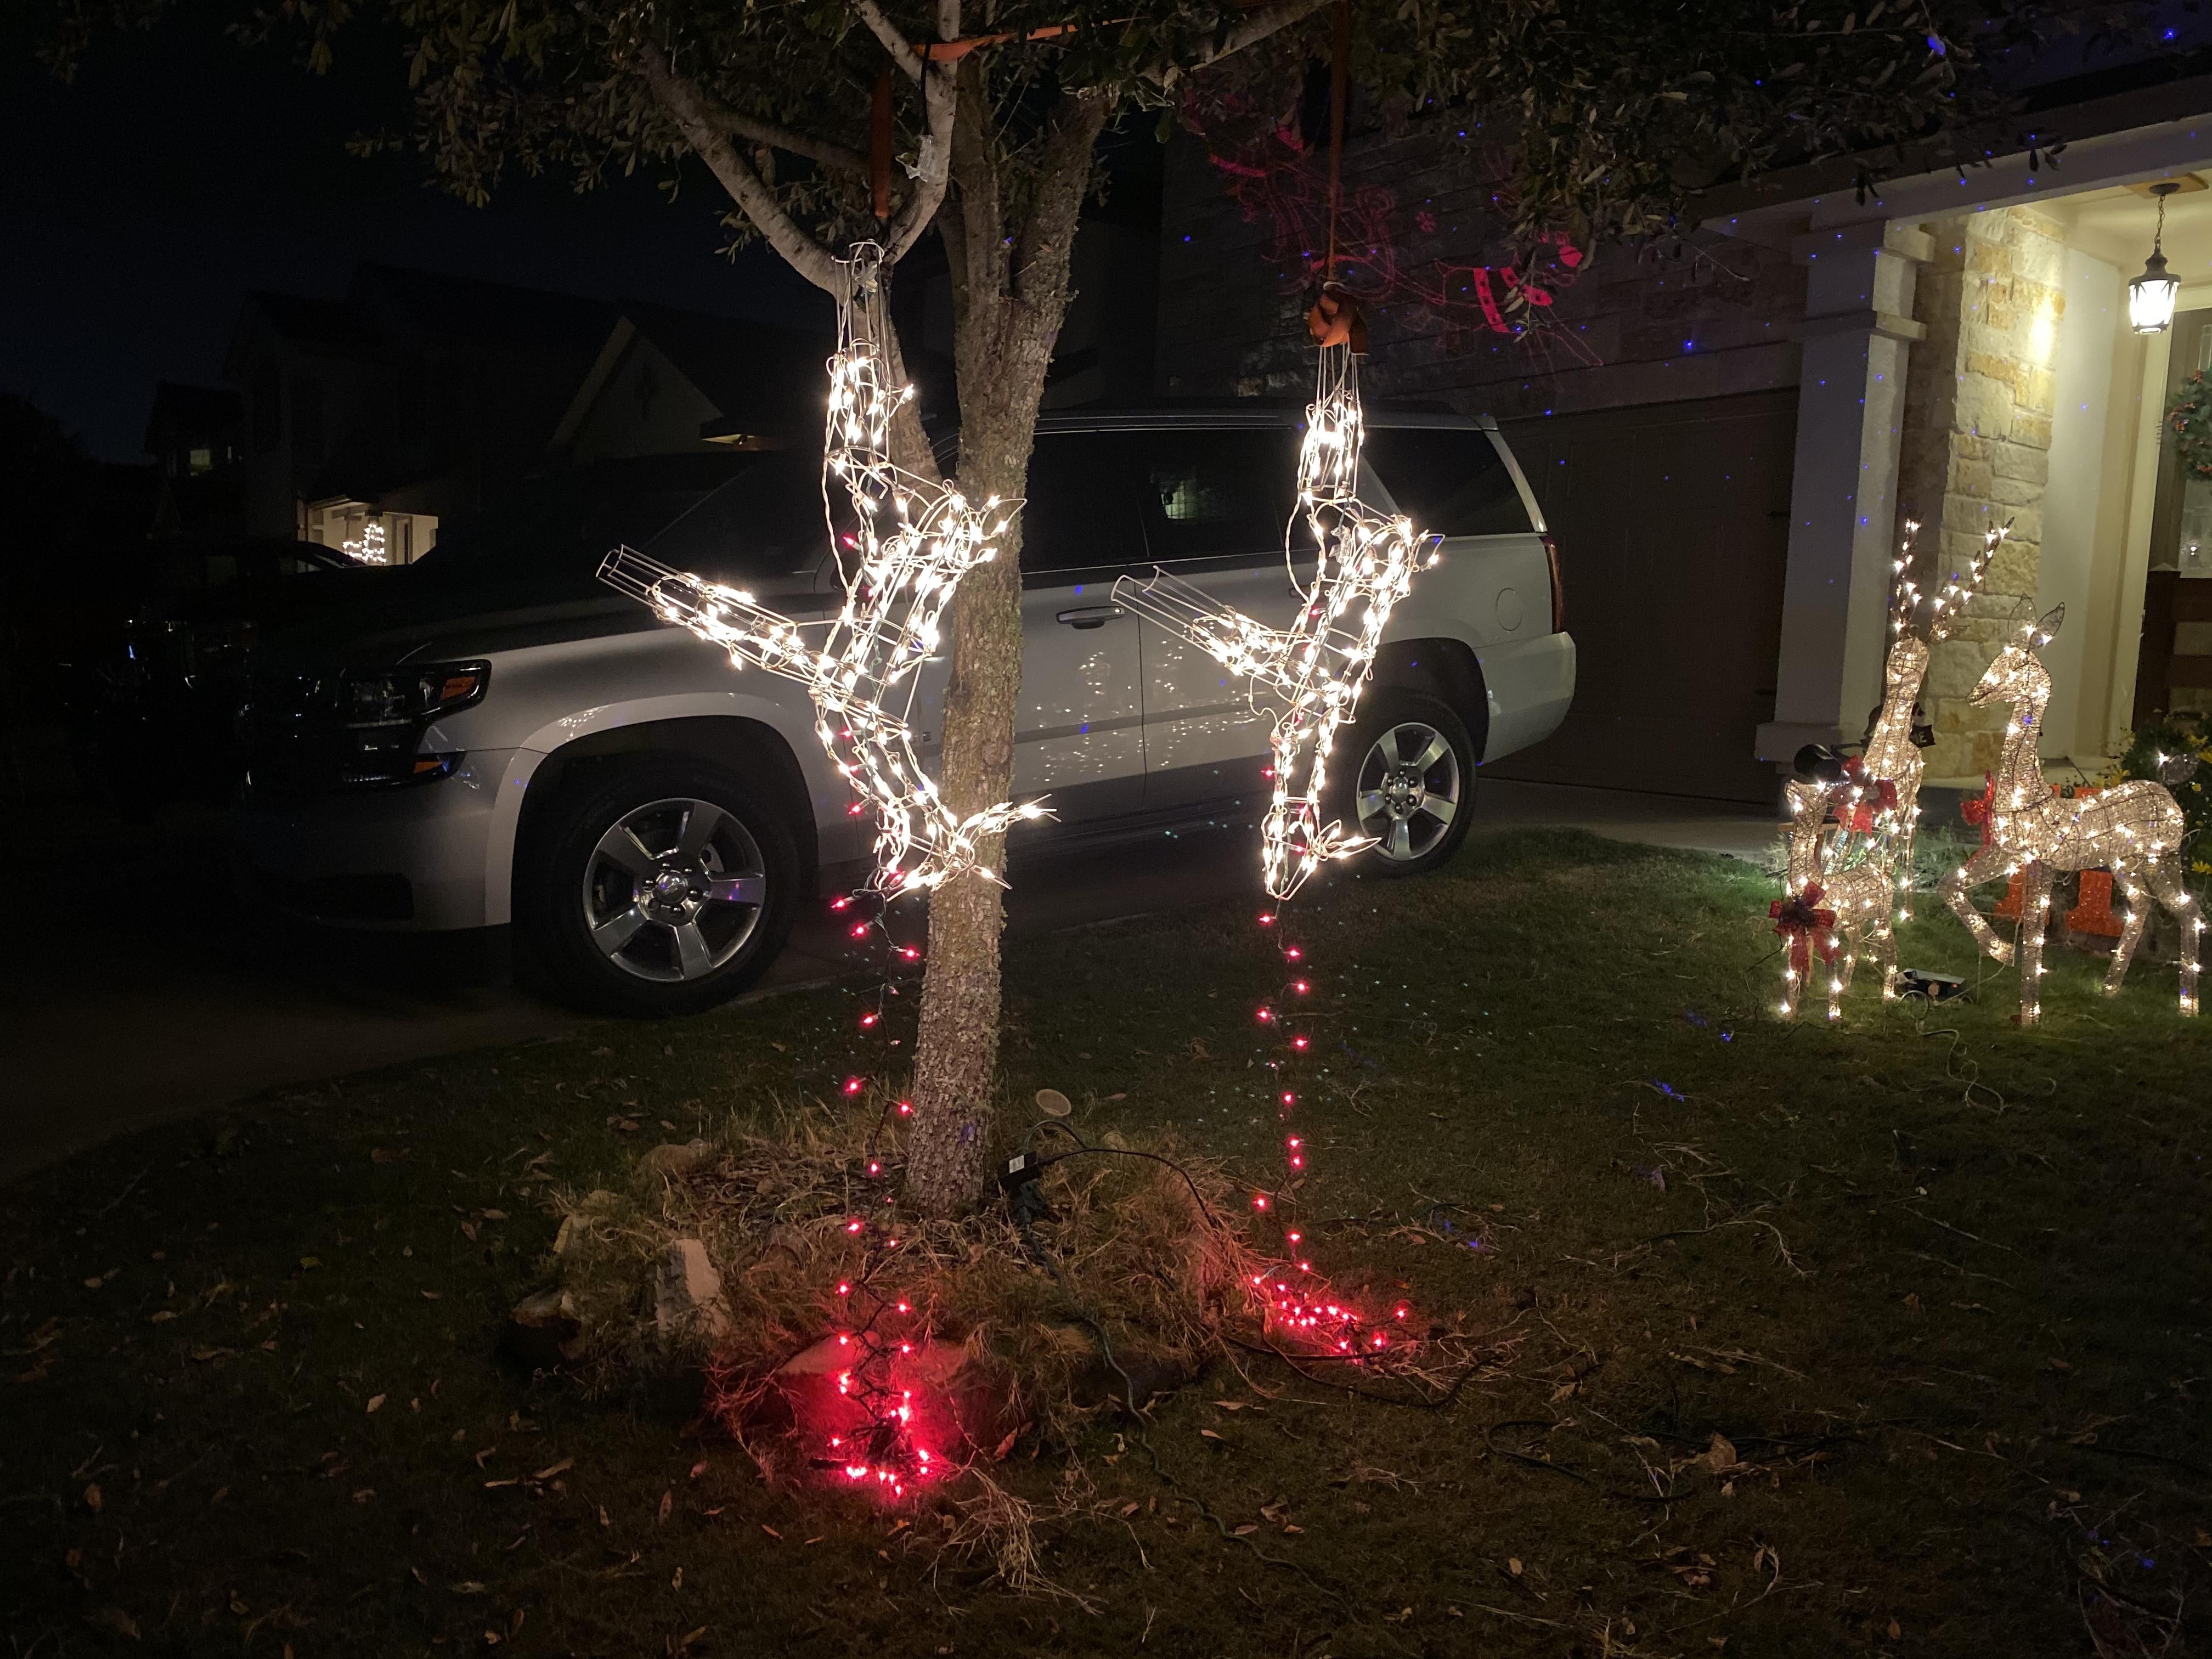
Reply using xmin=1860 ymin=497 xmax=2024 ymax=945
xmin=4 ymin=827 xmax=2209 ymax=1657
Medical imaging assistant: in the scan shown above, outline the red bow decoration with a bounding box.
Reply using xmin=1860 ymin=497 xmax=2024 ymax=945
xmin=1833 ymin=757 xmax=1901 ymax=833
xmin=1770 ymin=884 xmax=1840 ymax=979
xmin=1960 ymin=773 xmax=1996 ymax=846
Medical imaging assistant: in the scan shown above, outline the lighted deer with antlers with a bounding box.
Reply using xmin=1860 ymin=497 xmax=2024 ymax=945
xmin=1936 ymin=605 xmax=2203 ymax=1024
xmin=1853 ymin=517 xmax=2005 ymax=918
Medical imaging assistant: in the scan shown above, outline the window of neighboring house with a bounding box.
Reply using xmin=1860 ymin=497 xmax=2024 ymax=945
xmin=188 ymin=447 xmax=213 ymax=475
xmin=251 ymin=364 xmax=281 ymax=453
xmin=291 ymin=376 xmax=325 ymax=473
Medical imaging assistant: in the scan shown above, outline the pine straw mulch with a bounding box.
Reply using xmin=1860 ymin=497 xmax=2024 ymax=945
xmin=535 ymin=1099 xmax=1503 ymax=1594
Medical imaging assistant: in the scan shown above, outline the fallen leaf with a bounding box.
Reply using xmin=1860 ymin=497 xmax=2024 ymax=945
xmin=689 ymin=1459 xmax=707 ymax=1481
xmin=658 ymin=1489 xmax=673 ymax=1523
xmin=1119 ymin=1502 xmax=1139 ymax=1517
xmin=147 ymin=1311 xmax=176 ymax=1324
xmin=450 ymin=1581 xmax=487 ymax=1595
xmin=762 ymin=1525 xmax=783 ymax=1538
xmin=1888 ymin=1618 xmax=1903 ymax=1639
xmin=533 ymin=1460 xmax=574 ymax=1483
xmin=1283 ymin=1523 xmax=1304 ymax=1534
xmin=1199 ymin=1429 xmax=1224 ymax=1441
xmin=1508 ymin=1556 xmax=1523 ymax=1576
xmin=1212 ymin=1401 xmax=1246 ymax=1412
xmin=422 ymin=1290 xmax=441 ymax=1301
xmin=1706 ymin=1432 xmax=1740 ymax=1475
xmin=366 ymin=1395 xmax=387 ymax=1414
xmin=85 ymin=1607 xmax=139 ymax=1639
xmin=83 ymin=1483 xmax=101 ymax=1513
xmin=2049 ymin=1357 xmax=2072 ymax=1372
xmin=352 ymin=1488 xmax=375 ymax=1503
xmin=481 ymin=1210 xmax=509 ymax=1223
xmin=1232 ymin=1523 xmax=1258 ymax=1536
xmin=674 ymin=1627 xmax=708 ymax=1652
xmin=298 ymin=1257 xmax=321 ymax=1271
xmin=670 ymin=1567 xmax=684 ymax=1590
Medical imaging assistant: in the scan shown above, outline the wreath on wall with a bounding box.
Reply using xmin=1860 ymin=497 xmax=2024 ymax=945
xmin=2169 ymin=370 xmax=2212 ymax=478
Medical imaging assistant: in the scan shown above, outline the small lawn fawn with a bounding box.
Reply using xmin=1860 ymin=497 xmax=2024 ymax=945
xmin=1936 ymin=603 xmax=2201 ymax=1024
xmin=1777 ymin=776 xmax=1898 ymax=1022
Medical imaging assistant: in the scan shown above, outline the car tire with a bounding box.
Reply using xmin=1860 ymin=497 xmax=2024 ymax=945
xmin=521 ymin=757 xmax=800 ymax=1017
xmin=1333 ymin=690 xmax=1477 ymax=878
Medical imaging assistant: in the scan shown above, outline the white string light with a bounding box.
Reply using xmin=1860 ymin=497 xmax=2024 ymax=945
xmin=341 ymin=518 xmax=389 ymax=565
xmin=1936 ymin=603 xmax=2201 ymax=1024
xmin=601 ymin=242 xmax=1045 ymax=896
xmin=1113 ymin=339 xmax=1436 ymax=898
xmin=1861 ymin=518 xmax=2001 ymax=923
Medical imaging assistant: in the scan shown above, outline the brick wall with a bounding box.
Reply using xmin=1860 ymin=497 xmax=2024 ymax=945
xmin=1153 ymin=127 xmax=1809 ymax=421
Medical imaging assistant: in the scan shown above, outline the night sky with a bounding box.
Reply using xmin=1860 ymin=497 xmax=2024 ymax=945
xmin=1 ymin=1 xmax=825 ymax=462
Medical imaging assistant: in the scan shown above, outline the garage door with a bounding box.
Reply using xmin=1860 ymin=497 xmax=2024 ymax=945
xmin=1488 ymin=388 xmax=1794 ymax=805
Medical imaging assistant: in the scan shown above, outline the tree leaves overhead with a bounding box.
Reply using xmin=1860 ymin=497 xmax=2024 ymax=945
xmin=40 ymin=0 xmax=2170 ymax=267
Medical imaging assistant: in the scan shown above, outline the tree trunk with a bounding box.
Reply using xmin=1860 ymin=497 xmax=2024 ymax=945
xmin=901 ymin=81 xmax=1111 ymax=1216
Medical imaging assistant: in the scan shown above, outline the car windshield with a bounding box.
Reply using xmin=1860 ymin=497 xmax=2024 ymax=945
xmin=416 ymin=453 xmax=833 ymax=597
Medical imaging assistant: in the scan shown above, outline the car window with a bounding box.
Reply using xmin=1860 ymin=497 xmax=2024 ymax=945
xmin=647 ymin=453 xmax=841 ymax=585
xmin=1363 ymin=427 xmax=1532 ymax=537
xmin=1136 ymin=427 xmax=1300 ymax=562
xmin=1020 ymin=433 xmax=1148 ymax=574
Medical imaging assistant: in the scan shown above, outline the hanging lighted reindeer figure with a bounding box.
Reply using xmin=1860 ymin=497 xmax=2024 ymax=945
xmin=1936 ymin=604 xmax=2202 ymax=1024
xmin=601 ymin=243 xmax=1044 ymax=896
xmin=1112 ymin=291 xmax=1437 ymax=898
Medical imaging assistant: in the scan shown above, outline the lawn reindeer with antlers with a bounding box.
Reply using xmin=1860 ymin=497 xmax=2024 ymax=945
xmin=1770 ymin=518 xmax=2002 ymax=1019
xmin=1936 ymin=604 xmax=2203 ymax=1024
xmin=1857 ymin=517 xmax=2005 ymax=922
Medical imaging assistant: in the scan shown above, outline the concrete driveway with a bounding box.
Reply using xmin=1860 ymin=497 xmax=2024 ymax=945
xmin=0 ymin=777 xmax=1774 ymax=1183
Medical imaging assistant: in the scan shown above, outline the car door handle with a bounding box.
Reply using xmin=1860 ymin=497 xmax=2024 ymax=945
xmin=1055 ymin=605 xmax=1124 ymax=630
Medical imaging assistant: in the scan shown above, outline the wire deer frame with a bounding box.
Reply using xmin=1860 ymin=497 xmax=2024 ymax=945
xmin=600 ymin=242 xmax=1047 ymax=896
xmin=1935 ymin=602 xmax=2202 ymax=1025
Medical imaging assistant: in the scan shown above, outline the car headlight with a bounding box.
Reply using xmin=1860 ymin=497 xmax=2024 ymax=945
xmin=240 ymin=660 xmax=490 ymax=792
xmin=345 ymin=662 xmax=489 ymax=729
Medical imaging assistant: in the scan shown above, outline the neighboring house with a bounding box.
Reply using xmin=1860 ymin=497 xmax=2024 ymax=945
xmin=1154 ymin=37 xmax=2212 ymax=803
xmin=222 ymin=264 xmax=619 ymax=561
xmin=143 ymin=382 xmax=245 ymax=538
xmin=547 ymin=303 xmax=832 ymax=465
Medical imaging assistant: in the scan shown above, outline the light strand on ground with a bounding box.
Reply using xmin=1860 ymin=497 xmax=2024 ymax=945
xmin=1245 ymin=909 xmax=1410 ymax=1361
xmin=601 ymin=240 xmax=1046 ymax=899
xmin=1936 ymin=604 xmax=2200 ymax=1024
xmin=1114 ymin=304 xmax=1436 ymax=899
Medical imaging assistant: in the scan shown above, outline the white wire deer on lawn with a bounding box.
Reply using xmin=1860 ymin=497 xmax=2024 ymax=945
xmin=1858 ymin=517 xmax=2004 ymax=924
xmin=1771 ymin=517 xmax=2000 ymax=1019
xmin=1935 ymin=604 xmax=2202 ymax=1024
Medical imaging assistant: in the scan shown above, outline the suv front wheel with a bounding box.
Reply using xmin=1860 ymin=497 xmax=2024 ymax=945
xmin=522 ymin=757 xmax=799 ymax=1015
xmin=1335 ymin=691 xmax=1476 ymax=878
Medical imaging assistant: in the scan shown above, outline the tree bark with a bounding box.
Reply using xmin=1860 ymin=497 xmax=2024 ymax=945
xmin=901 ymin=79 xmax=1111 ymax=1215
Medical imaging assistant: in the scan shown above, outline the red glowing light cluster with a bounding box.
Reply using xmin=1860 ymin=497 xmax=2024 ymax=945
xmin=1243 ymin=913 xmax=1417 ymax=1367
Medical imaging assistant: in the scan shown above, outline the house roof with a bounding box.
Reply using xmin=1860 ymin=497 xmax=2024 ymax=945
xmin=349 ymin=263 xmax=619 ymax=356
xmin=617 ymin=302 xmax=834 ymax=438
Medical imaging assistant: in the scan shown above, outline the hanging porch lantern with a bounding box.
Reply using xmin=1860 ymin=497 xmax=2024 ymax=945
xmin=2130 ymin=181 xmax=2183 ymax=335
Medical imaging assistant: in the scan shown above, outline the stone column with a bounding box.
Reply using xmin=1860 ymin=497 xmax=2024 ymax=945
xmin=1895 ymin=208 xmax=2064 ymax=778
xmin=1757 ymin=221 xmax=1933 ymax=767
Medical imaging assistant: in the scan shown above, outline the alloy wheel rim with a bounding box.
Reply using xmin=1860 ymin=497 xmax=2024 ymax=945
xmin=582 ymin=797 xmax=768 ymax=982
xmin=1353 ymin=721 xmax=1461 ymax=862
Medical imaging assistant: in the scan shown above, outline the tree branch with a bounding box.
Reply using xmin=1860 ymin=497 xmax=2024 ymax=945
xmin=1167 ymin=0 xmax=1334 ymax=84
xmin=637 ymin=44 xmax=842 ymax=293
xmin=878 ymin=19 xmax=957 ymax=263
xmin=699 ymin=100 xmax=869 ymax=176
xmin=854 ymin=0 xmax=924 ymax=82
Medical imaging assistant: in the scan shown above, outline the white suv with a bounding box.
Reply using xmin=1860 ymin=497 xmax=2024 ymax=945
xmin=233 ymin=409 xmax=1573 ymax=1015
